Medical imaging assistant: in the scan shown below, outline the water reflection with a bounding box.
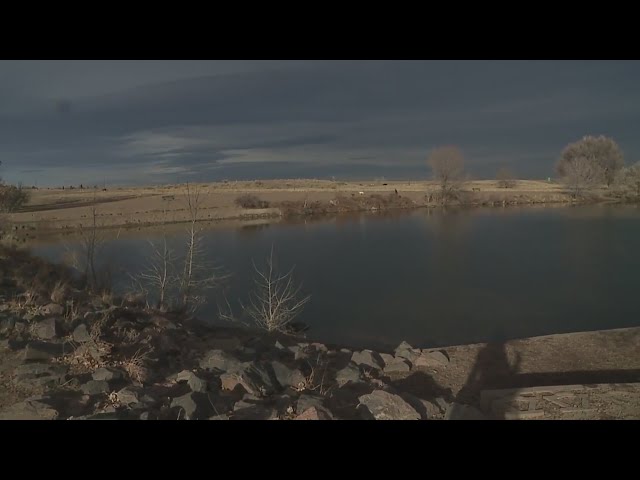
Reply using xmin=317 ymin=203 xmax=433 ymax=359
xmin=237 ymin=223 xmax=272 ymax=237
xmin=31 ymin=205 xmax=640 ymax=349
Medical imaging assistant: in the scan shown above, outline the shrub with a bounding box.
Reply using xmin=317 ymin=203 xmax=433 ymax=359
xmin=427 ymin=146 xmax=467 ymax=205
xmin=496 ymin=167 xmax=517 ymax=188
xmin=0 ymin=184 xmax=30 ymax=212
xmin=235 ymin=194 xmax=270 ymax=209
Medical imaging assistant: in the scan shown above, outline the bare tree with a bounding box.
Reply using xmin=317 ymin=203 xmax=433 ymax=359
xmin=427 ymin=146 xmax=466 ymax=205
xmin=77 ymin=192 xmax=107 ymax=292
xmin=129 ymin=184 xmax=226 ymax=314
xmin=496 ymin=167 xmax=517 ymax=189
xmin=557 ymin=135 xmax=624 ymax=188
xmin=559 ymin=155 xmax=601 ymax=198
xmin=616 ymin=162 xmax=640 ymax=199
xmin=243 ymin=247 xmax=310 ymax=333
xmin=178 ymin=183 xmax=227 ymax=313
xmin=135 ymin=236 xmax=176 ymax=311
xmin=180 ymin=183 xmax=200 ymax=307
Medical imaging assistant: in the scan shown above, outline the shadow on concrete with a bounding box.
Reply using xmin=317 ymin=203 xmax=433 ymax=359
xmin=449 ymin=339 xmax=521 ymax=419
xmin=449 ymin=334 xmax=640 ymax=419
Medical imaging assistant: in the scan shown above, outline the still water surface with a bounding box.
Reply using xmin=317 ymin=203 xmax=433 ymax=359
xmin=32 ymin=205 xmax=640 ymax=350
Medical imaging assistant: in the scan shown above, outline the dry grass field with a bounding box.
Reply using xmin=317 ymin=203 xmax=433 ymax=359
xmin=5 ymin=179 xmax=574 ymax=236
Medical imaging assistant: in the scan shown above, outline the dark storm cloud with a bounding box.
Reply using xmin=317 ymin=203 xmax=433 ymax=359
xmin=1 ymin=60 xmax=639 ymax=185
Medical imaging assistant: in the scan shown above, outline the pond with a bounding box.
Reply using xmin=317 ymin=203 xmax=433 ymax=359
xmin=31 ymin=204 xmax=640 ymax=350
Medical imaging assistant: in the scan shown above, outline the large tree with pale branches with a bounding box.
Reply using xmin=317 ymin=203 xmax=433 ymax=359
xmin=616 ymin=162 xmax=640 ymax=199
xmin=556 ymin=135 xmax=624 ymax=188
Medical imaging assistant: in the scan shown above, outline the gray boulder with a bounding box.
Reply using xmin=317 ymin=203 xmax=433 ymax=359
xmin=335 ymin=362 xmax=363 ymax=386
xmin=171 ymin=393 xmax=199 ymax=420
xmin=72 ymin=343 xmax=107 ymax=364
xmin=383 ymin=358 xmax=411 ymax=374
xmin=219 ymin=361 xmax=278 ymax=397
xmin=310 ymin=343 xmax=328 ymax=352
xmin=81 ymin=380 xmax=110 ymax=396
xmin=171 ymin=392 xmax=218 ymax=420
xmin=394 ymin=341 xmax=420 ymax=364
xmin=175 ymin=370 xmax=208 ymax=393
xmin=33 ymin=318 xmax=58 ymax=340
xmin=379 ymin=353 xmax=395 ymax=366
xmin=13 ymin=363 xmax=68 ymax=388
xmin=232 ymin=396 xmax=278 ymax=420
xmin=296 ymin=394 xmax=333 ymax=419
xmin=199 ymin=349 xmax=243 ymax=373
xmin=72 ymin=324 xmax=92 ymax=343
xmin=271 ymin=361 xmax=306 ymax=390
xmin=358 ymin=390 xmax=421 ymax=420
xmin=395 ymin=392 xmax=434 ymax=419
xmin=288 ymin=345 xmax=309 ymax=360
xmin=238 ymin=363 xmax=279 ymax=397
xmin=296 ymin=394 xmax=325 ymax=411
xmin=92 ymin=367 xmax=125 ymax=382
xmin=220 ymin=372 xmax=243 ymax=392
xmin=116 ymin=386 xmax=142 ymax=406
xmin=414 ymin=350 xmax=450 ymax=368
xmin=351 ymin=350 xmax=383 ymax=370
xmin=23 ymin=342 xmax=64 ymax=362
xmin=295 ymin=407 xmax=332 ymax=420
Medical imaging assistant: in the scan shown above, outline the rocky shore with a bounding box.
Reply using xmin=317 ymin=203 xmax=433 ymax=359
xmin=0 ymin=296 xmax=460 ymax=420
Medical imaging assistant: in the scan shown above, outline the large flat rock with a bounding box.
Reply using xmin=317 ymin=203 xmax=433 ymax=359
xmin=479 ymin=383 xmax=640 ymax=420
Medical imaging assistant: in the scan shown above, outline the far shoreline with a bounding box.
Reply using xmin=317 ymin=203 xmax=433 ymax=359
xmin=5 ymin=178 xmax=635 ymax=243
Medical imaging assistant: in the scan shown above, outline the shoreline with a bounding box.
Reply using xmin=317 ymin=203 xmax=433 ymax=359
xmin=2 ymin=299 xmax=638 ymax=420
xmin=4 ymin=178 xmax=616 ymax=241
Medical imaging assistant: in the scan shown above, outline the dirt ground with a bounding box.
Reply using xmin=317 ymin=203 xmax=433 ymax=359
xmin=7 ymin=179 xmax=572 ymax=236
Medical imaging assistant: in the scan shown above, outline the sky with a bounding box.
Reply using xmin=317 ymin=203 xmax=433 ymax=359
xmin=1 ymin=60 xmax=639 ymax=187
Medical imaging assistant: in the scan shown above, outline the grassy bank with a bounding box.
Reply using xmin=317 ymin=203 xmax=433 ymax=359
xmin=3 ymin=179 xmax=589 ymax=239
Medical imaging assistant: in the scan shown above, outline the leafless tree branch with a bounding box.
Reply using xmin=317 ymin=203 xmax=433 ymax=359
xmin=242 ymin=246 xmax=310 ymax=333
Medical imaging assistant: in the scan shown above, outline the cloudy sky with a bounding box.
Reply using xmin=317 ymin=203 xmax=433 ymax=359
xmin=1 ymin=60 xmax=639 ymax=186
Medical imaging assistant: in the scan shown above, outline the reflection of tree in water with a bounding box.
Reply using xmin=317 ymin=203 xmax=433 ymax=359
xmin=426 ymin=208 xmax=472 ymax=270
xmin=422 ymin=208 xmax=473 ymax=327
xmin=237 ymin=223 xmax=272 ymax=237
